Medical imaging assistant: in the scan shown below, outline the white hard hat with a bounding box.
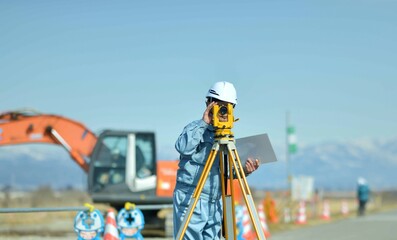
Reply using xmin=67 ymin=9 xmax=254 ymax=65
xmin=357 ymin=177 xmax=367 ymax=185
xmin=206 ymin=81 xmax=237 ymax=105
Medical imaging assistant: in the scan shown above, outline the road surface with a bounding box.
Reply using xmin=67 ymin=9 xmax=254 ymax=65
xmin=271 ymin=209 xmax=397 ymax=240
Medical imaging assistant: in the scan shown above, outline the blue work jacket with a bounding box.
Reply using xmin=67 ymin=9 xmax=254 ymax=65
xmin=174 ymin=119 xmax=222 ymax=200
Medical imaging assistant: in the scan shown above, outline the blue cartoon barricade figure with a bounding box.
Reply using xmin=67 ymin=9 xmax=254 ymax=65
xmin=74 ymin=203 xmax=105 ymax=240
xmin=117 ymin=202 xmax=145 ymax=240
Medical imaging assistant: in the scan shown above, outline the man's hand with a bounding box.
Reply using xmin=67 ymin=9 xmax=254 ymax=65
xmin=203 ymin=101 xmax=216 ymax=124
xmin=243 ymin=158 xmax=260 ymax=175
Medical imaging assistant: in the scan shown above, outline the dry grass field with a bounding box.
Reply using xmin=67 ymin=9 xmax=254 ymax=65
xmin=0 ymin=188 xmax=92 ymax=238
xmin=1 ymin=187 xmax=397 ymax=239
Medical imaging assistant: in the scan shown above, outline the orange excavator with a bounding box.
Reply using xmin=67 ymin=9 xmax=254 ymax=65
xmin=0 ymin=109 xmax=178 ymax=236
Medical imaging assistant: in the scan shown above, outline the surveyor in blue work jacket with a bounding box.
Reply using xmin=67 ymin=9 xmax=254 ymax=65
xmin=173 ymin=81 xmax=260 ymax=240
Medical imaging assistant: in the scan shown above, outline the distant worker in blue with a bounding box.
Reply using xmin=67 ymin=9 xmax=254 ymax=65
xmin=173 ymin=81 xmax=260 ymax=239
xmin=357 ymin=177 xmax=370 ymax=216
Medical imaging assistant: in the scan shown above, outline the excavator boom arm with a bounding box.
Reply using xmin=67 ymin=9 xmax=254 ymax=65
xmin=0 ymin=110 xmax=97 ymax=172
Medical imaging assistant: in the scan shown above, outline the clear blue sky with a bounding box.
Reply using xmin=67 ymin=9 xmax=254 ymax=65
xmin=1 ymin=0 xmax=396 ymax=160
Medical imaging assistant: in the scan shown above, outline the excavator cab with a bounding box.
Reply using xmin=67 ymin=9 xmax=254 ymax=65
xmin=88 ymin=130 xmax=158 ymax=207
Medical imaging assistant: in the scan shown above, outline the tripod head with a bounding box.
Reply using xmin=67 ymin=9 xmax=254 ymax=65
xmin=212 ymin=103 xmax=237 ymax=139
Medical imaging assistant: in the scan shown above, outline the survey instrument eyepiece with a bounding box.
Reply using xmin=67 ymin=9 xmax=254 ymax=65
xmin=219 ymin=106 xmax=228 ymax=115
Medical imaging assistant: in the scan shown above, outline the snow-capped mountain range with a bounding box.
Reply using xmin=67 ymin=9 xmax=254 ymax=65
xmin=249 ymin=137 xmax=397 ymax=191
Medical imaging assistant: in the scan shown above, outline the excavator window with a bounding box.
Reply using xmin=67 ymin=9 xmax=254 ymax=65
xmin=90 ymin=132 xmax=156 ymax=192
xmin=95 ymin=136 xmax=128 ymax=167
xmin=93 ymin=135 xmax=128 ymax=186
xmin=136 ymin=135 xmax=155 ymax=179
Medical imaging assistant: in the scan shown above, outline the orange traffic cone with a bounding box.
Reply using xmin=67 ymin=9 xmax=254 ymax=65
xmin=103 ymin=209 xmax=119 ymax=240
xmin=242 ymin=205 xmax=255 ymax=240
xmin=295 ymin=201 xmax=307 ymax=224
xmin=263 ymin=192 xmax=279 ymax=223
xmin=257 ymin=203 xmax=271 ymax=238
xmin=341 ymin=200 xmax=349 ymax=216
xmin=321 ymin=201 xmax=331 ymax=220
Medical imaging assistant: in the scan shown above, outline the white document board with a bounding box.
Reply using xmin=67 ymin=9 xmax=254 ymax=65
xmin=235 ymin=133 xmax=277 ymax=165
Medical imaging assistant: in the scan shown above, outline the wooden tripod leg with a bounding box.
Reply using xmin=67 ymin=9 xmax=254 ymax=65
xmin=176 ymin=144 xmax=219 ymax=240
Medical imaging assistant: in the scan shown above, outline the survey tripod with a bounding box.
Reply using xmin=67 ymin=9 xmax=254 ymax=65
xmin=176 ymin=104 xmax=266 ymax=240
